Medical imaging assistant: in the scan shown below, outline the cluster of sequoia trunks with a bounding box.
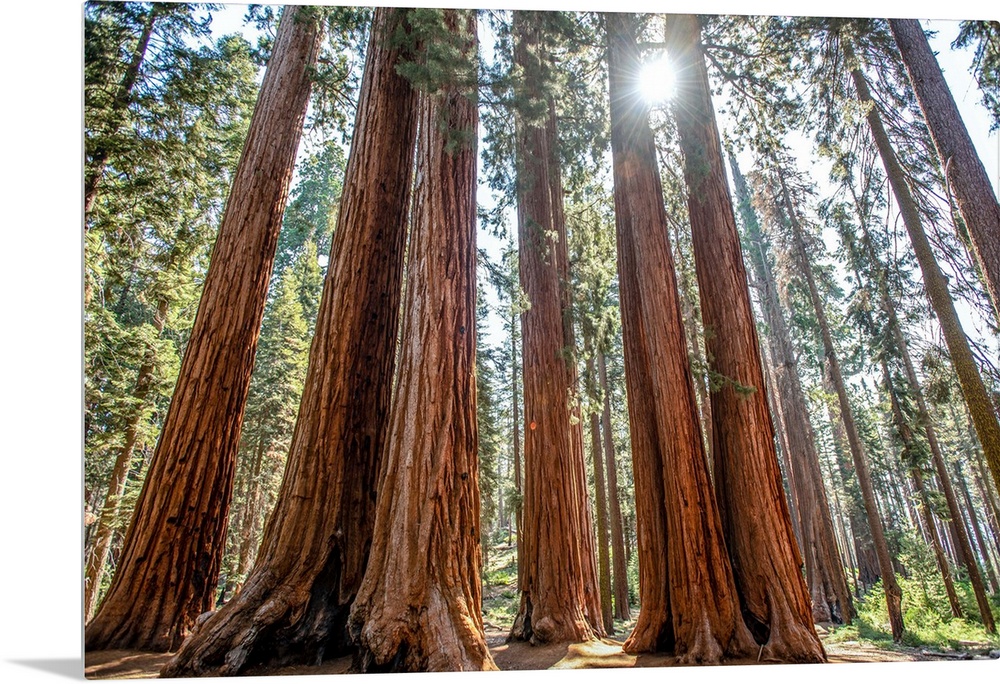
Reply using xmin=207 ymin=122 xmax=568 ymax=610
xmin=92 ymin=6 xmax=1000 ymax=674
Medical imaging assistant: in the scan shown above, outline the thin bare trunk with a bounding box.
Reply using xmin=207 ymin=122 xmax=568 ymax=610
xmin=956 ymin=460 xmax=1000 ymax=594
xmin=598 ymin=351 xmax=630 ymax=621
xmin=586 ymin=353 xmax=614 ymax=633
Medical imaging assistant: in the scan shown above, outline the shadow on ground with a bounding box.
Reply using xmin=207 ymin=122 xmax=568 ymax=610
xmin=9 ymin=658 xmax=82 ymax=680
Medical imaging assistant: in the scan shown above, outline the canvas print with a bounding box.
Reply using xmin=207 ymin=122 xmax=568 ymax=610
xmin=83 ymin=1 xmax=1000 ymax=677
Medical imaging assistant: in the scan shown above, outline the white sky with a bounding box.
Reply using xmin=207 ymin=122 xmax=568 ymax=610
xmin=1 ymin=2 xmax=999 ymax=684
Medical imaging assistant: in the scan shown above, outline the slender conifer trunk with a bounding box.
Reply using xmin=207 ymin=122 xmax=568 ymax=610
xmin=84 ymin=297 xmax=168 ymax=621
xmin=598 ymin=351 xmax=631 ymax=621
xmin=85 ymin=3 xmax=159 ymax=219
xmin=586 ymin=352 xmax=614 ymax=633
xmin=776 ymin=164 xmax=905 ymax=642
xmin=847 ymin=47 xmax=1000 ymax=503
xmin=889 ymin=18 xmax=1000 ymax=322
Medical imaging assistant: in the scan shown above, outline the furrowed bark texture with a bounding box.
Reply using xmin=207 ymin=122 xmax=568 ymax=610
xmin=599 ymin=351 xmax=631 ymax=621
xmin=348 ymin=12 xmax=496 ymax=672
xmin=548 ymin=100 xmax=605 ymax=635
xmin=160 ymin=9 xmax=419 ymax=675
xmin=86 ymin=7 xmax=322 ymax=653
xmin=510 ymin=9 xmax=602 ymax=645
xmin=890 ymin=18 xmax=1000 ymax=322
xmin=778 ymin=165 xmax=904 ymax=642
xmin=731 ymin=156 xmax=853 ymax=625
xmin=607 ymin=12 xmax=755 ymax=664
xmin=666 ymin=14 xmax=823 ymax=662
xmin=848 ymin=49 xmax=1000 ymax=509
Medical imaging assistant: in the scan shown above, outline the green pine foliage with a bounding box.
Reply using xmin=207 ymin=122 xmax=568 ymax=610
xmin=84 ymin=1 xmax=260 ymax=534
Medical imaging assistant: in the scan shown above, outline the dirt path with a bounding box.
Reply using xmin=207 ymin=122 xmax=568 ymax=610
xmin=84 ymin=629 xmax=997 ymax=678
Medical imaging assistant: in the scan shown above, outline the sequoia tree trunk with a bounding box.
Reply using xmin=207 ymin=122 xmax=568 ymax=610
xmin=348 ymin=12 xmax=496 ymax=671
xmin=86 ymin=7 xmax=323 ymax=653
xmin=548 ymin=100 xmax=605 ymax=635
xmin=731 ymin=156 xmax=853 ymax=625
xmin=777 ymin=164 xmax=905 ymax=642
xmin=607 ymin=12 xmax=755 ymax=663
xmin=511 ymin=305 xmax=524 ymax=586
xmin=509 ymin=9 xmax=602 ymax=645
xmin=161 ymin=8 xmax=419 ymax=675
xmin=598 ymin=351 xmax=631 ymax=621
xmin=666 ymin=14 xmax=823 ymax=662
xmin=889 ymin=18 xmax=1000 ymax=322
xmin=848 ymin=49 xmax=1000 ymax=505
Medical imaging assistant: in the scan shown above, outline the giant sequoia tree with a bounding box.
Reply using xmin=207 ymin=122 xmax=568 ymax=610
xmin=664 ymin=14 xmax=824 ymax=661
xmin=509 ymin=9 xmax=603 ymax=645
xmin=348 ymin=9 xmax=496 ymax=672
xmin=86 ymin=6 xmax=324 ymax=652
xmin=606 ymin=12 xmax=754 ymax=663
xmin=162 ymin=7 xmax=419 ymax=675
xmin=84 ymin=8 xmax=259 ymax=616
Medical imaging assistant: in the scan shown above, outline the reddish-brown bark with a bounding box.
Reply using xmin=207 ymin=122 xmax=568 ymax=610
xmin=665 ymin=15 xmax=823 ymax=662
xmin=607 ymin=12 xmax=755 ymax=664
xmin=160 ymin=8 xmax=419 ymax=675
xmin=348 ymin=12 xmax=496 ymax=671
xmin=509 ymin=9 xmax=602 ymax=645
xmin=85 ymin=7 xmax=323 ymax=653
xmin=586 ymin=352 xmax=614 ymax=633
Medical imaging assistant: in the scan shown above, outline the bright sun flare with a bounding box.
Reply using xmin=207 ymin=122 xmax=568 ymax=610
xmin=639 ymin=56 xmax=676 ymax=105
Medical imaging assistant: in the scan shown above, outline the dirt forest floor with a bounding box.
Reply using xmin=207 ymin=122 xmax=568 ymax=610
xmin=84 ymin=622 xmax=1000 ymax=679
